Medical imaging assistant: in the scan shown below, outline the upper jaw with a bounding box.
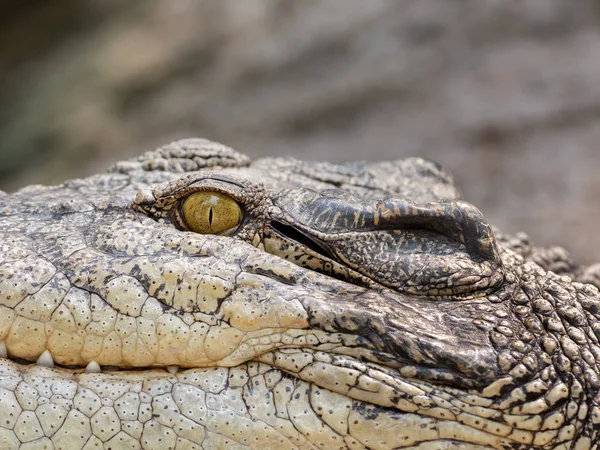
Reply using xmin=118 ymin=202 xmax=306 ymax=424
xmin=0 ymin=210 xmax=505 ymax=390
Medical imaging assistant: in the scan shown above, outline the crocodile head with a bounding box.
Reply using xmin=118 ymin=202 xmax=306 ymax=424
xmin=0 ymin=138 xmax=598 ymax=449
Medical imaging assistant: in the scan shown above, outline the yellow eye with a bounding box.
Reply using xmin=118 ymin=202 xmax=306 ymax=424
xmin=182 ymin=191 xmax=242 ymax=235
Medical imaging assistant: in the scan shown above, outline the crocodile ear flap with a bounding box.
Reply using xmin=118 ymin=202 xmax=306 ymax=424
xmin=325 ymin=198 xmax=504 ymax=297
xmin=109 ymin=138 xmax=251 ymax=174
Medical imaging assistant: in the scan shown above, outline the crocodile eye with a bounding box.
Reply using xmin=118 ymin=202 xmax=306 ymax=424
xmin=182 ymin=191 xmax=242 ymax=235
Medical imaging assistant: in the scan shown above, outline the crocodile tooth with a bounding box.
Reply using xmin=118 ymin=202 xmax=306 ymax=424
xmin=85 ymin=361 xmax=101 ymax=373
xmin=0 ymin=342 xmax=6 ymax=358
xmin=166 ymin=365 xmax=179 ymax=374
xmin=36 ymin=350 xmax=55 ymax=368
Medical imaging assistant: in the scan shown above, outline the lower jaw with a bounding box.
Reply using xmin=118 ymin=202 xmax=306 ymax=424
xmin=0 ymin=357 xmax=526 ymax=449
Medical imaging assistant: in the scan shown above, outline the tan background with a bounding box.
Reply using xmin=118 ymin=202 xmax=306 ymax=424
xmin=1 ymin=0 xmax=599 ymax=263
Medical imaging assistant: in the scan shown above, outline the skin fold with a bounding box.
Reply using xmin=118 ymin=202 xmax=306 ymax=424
xmin=0 ymin=138 xmax=598 ymax=450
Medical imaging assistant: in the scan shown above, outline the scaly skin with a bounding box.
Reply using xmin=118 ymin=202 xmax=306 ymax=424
xmin=0 ymin=139 xmax=598 ymax=449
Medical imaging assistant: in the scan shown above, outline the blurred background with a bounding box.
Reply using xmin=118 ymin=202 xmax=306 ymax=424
xmin=1 ymin=0 xmax=599 ymax=263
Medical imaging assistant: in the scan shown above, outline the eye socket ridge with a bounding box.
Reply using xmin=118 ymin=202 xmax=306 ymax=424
xmin=180 ymin=190 xmax=243 ymax=236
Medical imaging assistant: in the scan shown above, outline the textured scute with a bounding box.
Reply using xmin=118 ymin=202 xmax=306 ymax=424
xmin=0 ymin=139 xmax=599 ymax=449
xmin=110 ymin=138 xmax=252 ymax=174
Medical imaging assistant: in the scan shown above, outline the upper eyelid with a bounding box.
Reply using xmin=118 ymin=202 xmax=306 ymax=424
xmin=175 ymin=179 xmax=247 ymax=202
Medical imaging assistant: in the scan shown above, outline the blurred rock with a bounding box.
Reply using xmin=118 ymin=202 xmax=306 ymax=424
xmin=1 ymin=0 xmax=599 ymax=263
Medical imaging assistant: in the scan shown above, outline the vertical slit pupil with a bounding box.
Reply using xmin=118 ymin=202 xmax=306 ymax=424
xmin=209 ymin=207 xmax=213 ymax=225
